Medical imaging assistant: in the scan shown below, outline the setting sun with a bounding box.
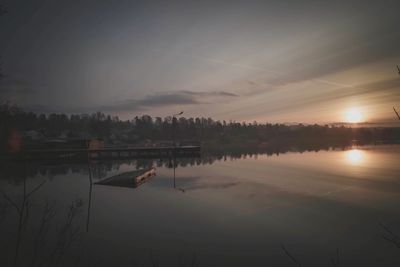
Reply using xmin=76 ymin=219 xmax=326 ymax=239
xmin=345 ymin=107 xmax=364 ymax=123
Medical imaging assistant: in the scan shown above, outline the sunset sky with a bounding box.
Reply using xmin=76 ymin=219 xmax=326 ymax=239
xmin=1 ymin=0 xmax=400 ymax=124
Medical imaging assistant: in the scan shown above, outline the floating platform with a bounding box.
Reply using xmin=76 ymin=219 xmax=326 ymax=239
xmin=95 ymin=167 xmax=156 ymax=188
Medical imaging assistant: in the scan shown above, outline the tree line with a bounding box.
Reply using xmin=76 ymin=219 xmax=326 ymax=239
xmin=1 ymin=102 xmax=400 ymax=152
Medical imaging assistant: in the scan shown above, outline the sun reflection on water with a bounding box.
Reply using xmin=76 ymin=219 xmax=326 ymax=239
xmin=345 ymin=149 xmax=364 ymax=165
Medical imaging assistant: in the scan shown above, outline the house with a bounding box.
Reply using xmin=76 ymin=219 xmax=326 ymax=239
xmin=87 ymin=138 xmax=104 ymax=150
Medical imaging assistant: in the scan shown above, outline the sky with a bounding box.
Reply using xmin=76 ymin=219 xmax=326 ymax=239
xmin=1 ymin=0 xmax=400 ymax=124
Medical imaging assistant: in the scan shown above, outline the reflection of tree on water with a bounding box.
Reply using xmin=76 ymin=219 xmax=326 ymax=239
xmin=0 ymin=163 xmax=84 ymax=267
xmin=0 ymin=200 xmax=8 ymax=224
xmin=86 ymin=160 xmax=93 ymax=233
xmin=30 ymin=202 xmax=56 ymax=267
xmin=0 ymin=143 xmax=363 ymax=184
xmin=0 ymin=161 xmax=113 ymax=184
xmin=1 ymin=150 xmax=399 ymax=266
xmin=0 ymin=197 xmax=84 ymax=267
xmin=1 ymin=161 xmax=46 ymax=267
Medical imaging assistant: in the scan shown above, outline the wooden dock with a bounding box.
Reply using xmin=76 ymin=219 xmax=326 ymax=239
xmin=95 ymin=168 xmax=156 ymax=188
xmin=5 ymin=146 xmax=201 ymax=161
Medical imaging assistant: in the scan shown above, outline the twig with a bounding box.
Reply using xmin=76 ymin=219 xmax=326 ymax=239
xmin=2 ymin=192 xmax=21 ymax=213
xmin=393 ymin=107 xmax=400 ymax=120
xmin=30 ymin=201 xmax=56 ymax=267
xmin=46 ymin=200 xmax=82 ymax=267
xmin=26 ymin=180 xmax=46 ymax=199
xmin=86 ymin=162 xmax=93 ymax=232
xmin=380 ymin=223 xmax=400 ymax=248
xmin=0 ymin=201 xmax=9 ymax=223
xmin=281 ymin=245 xmax=302 ymax=267
xmin=330 ymin=248 xmax=340 ymax=267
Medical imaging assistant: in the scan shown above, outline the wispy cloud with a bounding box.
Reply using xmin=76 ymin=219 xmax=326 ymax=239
xmin=180 ymin=90 xmax=238 ymax=97
xmin=211 ymin=77 xmax=400 ymax=119
xmin=23 ymin=90 xmax=238 ymax=113
xmin=100 ymin=90 xmax=238 ymax=112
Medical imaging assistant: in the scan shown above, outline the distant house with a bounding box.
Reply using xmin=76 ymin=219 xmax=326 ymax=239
xmin=87 ymin=138 xmax=104 ymax=150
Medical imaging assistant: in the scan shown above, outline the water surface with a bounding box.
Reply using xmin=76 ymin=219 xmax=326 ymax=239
xmin=1 ymin=145 xmax=400 ymax=266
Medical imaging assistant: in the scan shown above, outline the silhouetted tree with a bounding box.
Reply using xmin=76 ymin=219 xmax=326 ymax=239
xmin=1 ymin=102 xmax=399 ymax=153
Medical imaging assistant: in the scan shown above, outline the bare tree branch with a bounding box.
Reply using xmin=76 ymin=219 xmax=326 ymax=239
xmin=330 ymin=248 xmax=340 ymax=267
xmin=393 ymin=107 xmax=400 ymax=120
xmin=26 ymin=180 xmax=46 ymax=199
xmin=380 ymin=223 xmax=400 ymax=248
xmin=281 ymin=245 xmax=302 ymax=267
xmin=2 ymin=192 xmax=21 ymax=213
xmin=30 ymin=201 xmax=56 ymax=267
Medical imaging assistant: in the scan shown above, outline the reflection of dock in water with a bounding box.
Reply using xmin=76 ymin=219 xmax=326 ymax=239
xmin=95 ymin=168 xmax=156 ymax=188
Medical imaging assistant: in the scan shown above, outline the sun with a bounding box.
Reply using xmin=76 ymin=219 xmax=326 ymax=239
xmin=345 ymin=107 xmax=364 ymax=123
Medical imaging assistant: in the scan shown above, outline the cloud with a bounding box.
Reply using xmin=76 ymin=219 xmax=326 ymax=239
xmin=99 ymin=90 xmax=238 ymax=112
xmin=110 ymin=92 xmax=199 ymax=110
xmin=23 ymin=90 xmax=238 ymax=113
xmin=181 ymin=90 xmax=238 ymax=97
xmin=213 ymin=77 xmax=400 ymax=119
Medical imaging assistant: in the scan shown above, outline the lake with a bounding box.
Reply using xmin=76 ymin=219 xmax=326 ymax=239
xmin=1 ymin=145 xmax=400 ymax=266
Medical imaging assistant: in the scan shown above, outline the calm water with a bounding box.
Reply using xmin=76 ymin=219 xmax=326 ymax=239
xmin=1 ymin=145 xmax=400 ymax=266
